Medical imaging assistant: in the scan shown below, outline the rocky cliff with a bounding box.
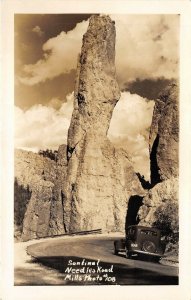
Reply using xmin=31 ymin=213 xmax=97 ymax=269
xmin=49 ymin=145 xmax=67 ymax=235
xmin=149 ymin=82 xmax=179 ymax=186
xmin=63 ymin=15 xmax=144 ymax=233
xmin=14 ymin=146 xmax=66 ymax=241
xmin=139 ymin=82 xmax=179 ymax=250
xmin=139 ymin=178 xmax=178 ymax=231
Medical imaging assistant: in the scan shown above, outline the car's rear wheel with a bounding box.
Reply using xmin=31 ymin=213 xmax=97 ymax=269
xmin=153 ymin=256 xmax=161 ymax=263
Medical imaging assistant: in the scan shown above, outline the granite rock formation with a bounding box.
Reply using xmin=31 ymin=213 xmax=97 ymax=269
xmin=63 ymin=15 xmax=144 ymax=233
xmin=49 ymin=145 xmax=67 ymax=235
xmin=138 ymin=177 xmax=178 ymax=233
xmin=14 ymin=147 xmax=66 ymax=241
xmin=139 ymin=82 xmax=179 ymax=248
xmin=149 ymin=82 xmax=179 ymax=186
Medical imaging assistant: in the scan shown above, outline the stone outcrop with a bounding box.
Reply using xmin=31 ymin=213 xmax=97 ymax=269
xmin=138 ymin=177 xmax=178 ymax=233
xmin=139 ymin=82 xmax=179 ymax=249
xmin=14 ymin=147 xmax=66 ymax=241
xmin=63 ymin=15 xmax=144 ymax=233
xmin=149 ymin=82 xmax=179 ymax=186
xmin=49 ymin=145 xmax=67 ymax=235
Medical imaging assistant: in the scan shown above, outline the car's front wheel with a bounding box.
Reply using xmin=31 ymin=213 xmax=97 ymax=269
xmin=125 ymin=249 xmax=131 ymax=259
xmin=114 ymin=241 xmax=118 ymax=255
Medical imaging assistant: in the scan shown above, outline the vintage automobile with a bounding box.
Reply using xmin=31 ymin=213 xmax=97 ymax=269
xmin=114 ymin=225 xmax=166 ymax=262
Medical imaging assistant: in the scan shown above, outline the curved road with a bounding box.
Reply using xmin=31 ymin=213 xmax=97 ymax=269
xmin=25 ymin=235 xmax=178 ymax=285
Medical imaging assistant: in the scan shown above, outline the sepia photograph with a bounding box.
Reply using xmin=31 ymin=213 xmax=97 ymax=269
xmin=1 ymin=1 xmax=191 ymax=300
xmin=14 ymin=12 xmax=179 ymax=286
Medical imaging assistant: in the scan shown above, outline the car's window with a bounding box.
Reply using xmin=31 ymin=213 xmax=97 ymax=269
xmin=127 ymin=227 xmax=135 ymax=237
xmin=140 ymin=230 xmax=157 ymax=236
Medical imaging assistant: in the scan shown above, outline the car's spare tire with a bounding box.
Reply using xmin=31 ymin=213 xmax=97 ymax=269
xmin=142 ymin=241 xmax=156 ymax=253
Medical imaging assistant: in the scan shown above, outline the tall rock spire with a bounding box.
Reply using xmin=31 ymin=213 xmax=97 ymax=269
xmin=63 ymin=15 xmax=144 ymax=232
xmin=67 ymin=15 xmax=120 ymax=154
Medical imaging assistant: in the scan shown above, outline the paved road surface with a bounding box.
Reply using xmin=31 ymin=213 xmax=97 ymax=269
xmin=24 ymin=235 xmax=178 ymax=285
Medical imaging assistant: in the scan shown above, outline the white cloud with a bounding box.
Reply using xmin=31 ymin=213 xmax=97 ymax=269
xmin=15 ymin=90 xmax=154 ymax=179
xmin=19 ymin=21 xmax=89 ymax=85
xmin=108 ymin=92 xmax=154 ymax=179
xmin=15 ymin=93 xmax=74 ymax=151
xmin=113 ymin=14 xmax=179 ymax=86
xmin=47 ymin=98 xmax=63 ymax=110
xmin=19 ymin=15 xmax=179 ymax=86
xmin=32 ymin=25 xmax=44 ymax=37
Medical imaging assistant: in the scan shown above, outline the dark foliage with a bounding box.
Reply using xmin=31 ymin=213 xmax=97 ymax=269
xmin=153 ymin=201 xmax=179 ymax=251
xmin=38 ymin=149 xmax=58 ymax=162
xmin=14 ymin=178 xmax=32 ymax=227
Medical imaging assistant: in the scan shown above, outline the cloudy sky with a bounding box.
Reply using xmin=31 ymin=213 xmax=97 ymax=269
xmin=14 ymin=14 xmax=179 ymax=179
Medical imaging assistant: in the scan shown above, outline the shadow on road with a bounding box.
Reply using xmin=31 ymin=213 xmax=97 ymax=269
xmin=15 ymin=255 xmax=178 ymax=286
